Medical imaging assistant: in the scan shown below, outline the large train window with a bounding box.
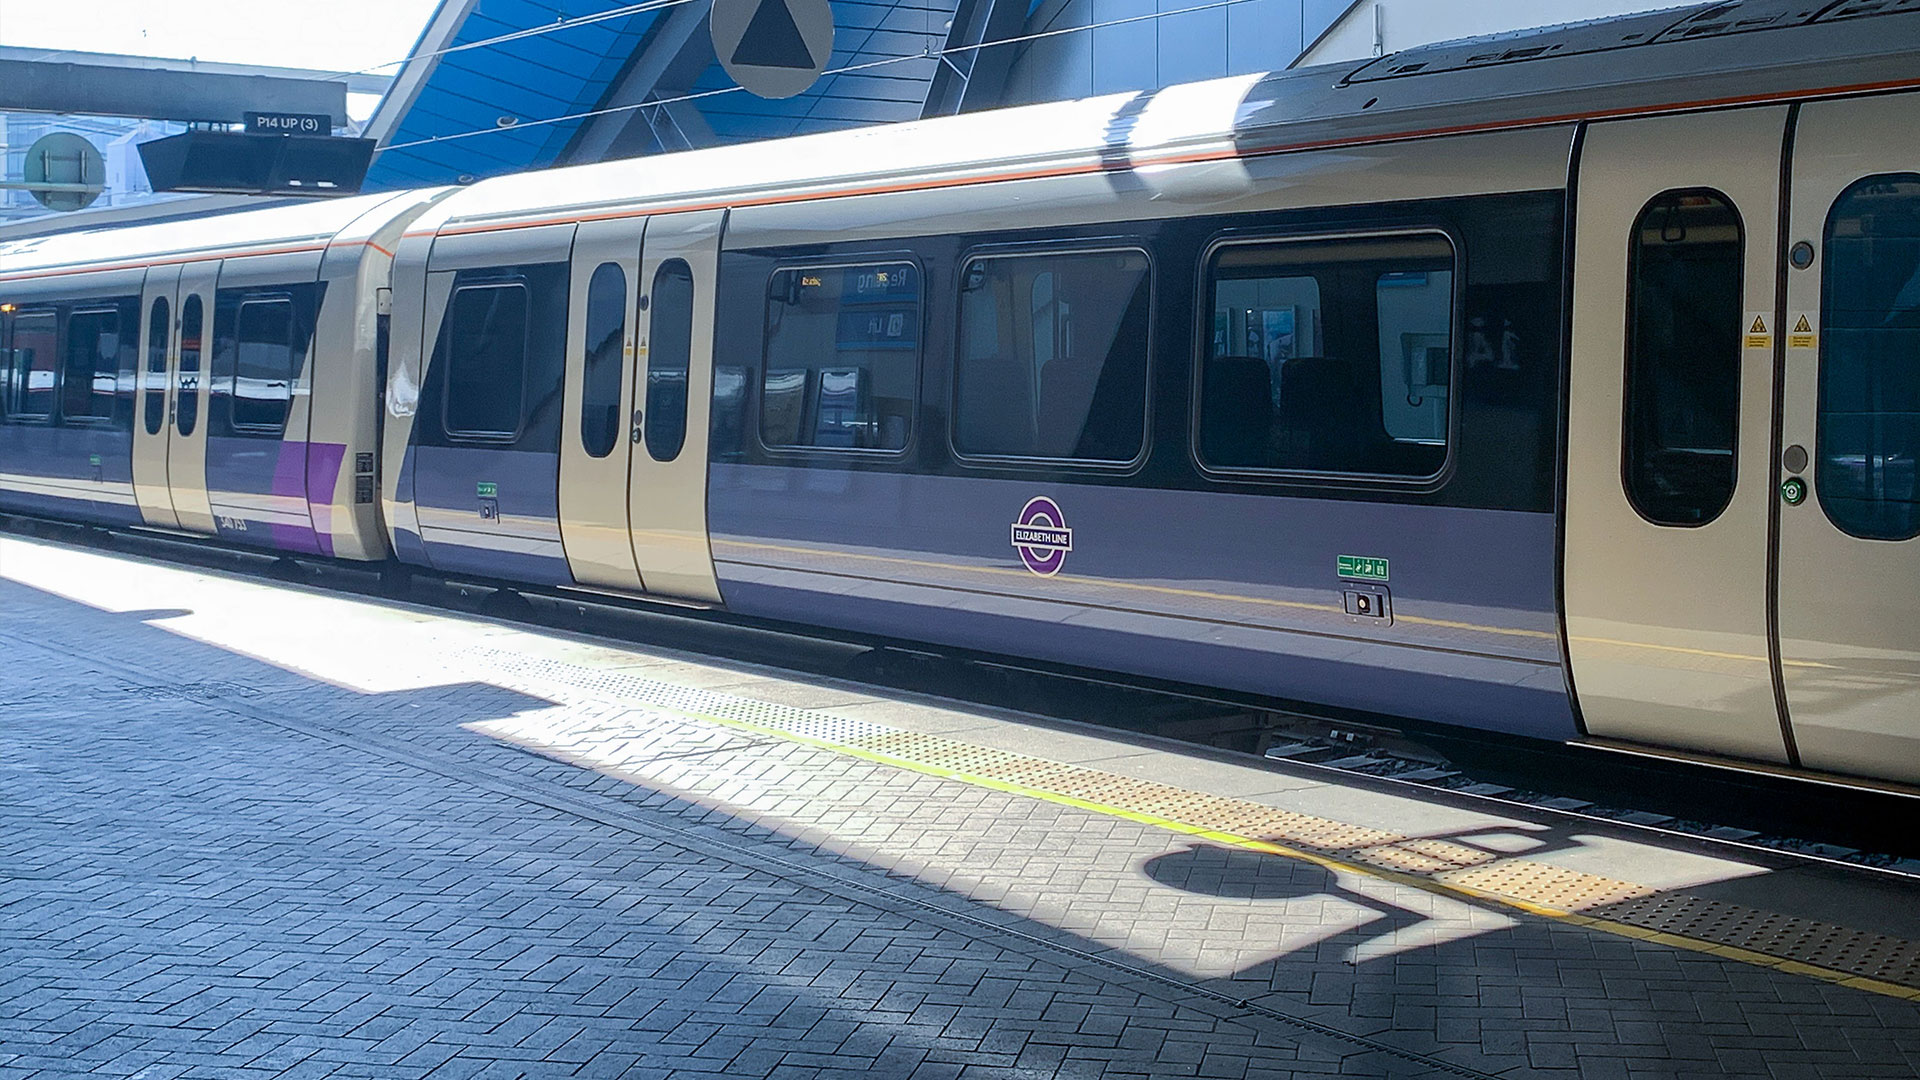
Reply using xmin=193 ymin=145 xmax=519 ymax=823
xmin=580 ymin=262 xmax=625 ymax=459
xmin=760 ymin=262 xmax=918 ymax=453
xmin=1198 ymin=232 xmax=1454 ymax=478
xmin=952 ymin=248 xmax=1150 ymax=463
xmin=646 ymin=259 xmax=695 ymax=463
xmin=62 ymin=308 xmax=121 ymax=424
xmin=1818 ymin=174 xmax=1920 ymax=541
xmin=1623 ymin=190 xmax=1743 ymax=527
xmin=5 ymin=310 xmax=58 ymax=421
xmin=144 ymin=297 xmax=169 ymax=436
xmin=442 ymin=281 xmax=530 ymax=441
xmin=225 ymin=297 xmax=297 ymax=435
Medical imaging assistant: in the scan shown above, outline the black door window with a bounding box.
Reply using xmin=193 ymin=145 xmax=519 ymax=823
xmin=1623 ymin=189 xmax=1745 ymax=526
xmin=144 ymin=297 xmax=169 ymax=436
xmin=1818 ymin=174 xmax=1920 ymax=540
xmin=176 ymin=295 xmax=203 ymax=437
xmin=646 ymin=259 xmax=695 ymax=463
xmin=579 ymin=262 xmax=626 ymax=459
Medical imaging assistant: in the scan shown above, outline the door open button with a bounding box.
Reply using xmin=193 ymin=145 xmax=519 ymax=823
xmin=1343 ymin=585 xmax=1392 ymax=625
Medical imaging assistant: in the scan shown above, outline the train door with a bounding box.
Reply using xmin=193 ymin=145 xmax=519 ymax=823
xmin=1774 ymin=94 xmax=1920 ymax=784
xmin=167 ymin=262 xmax=217 ymax=534
xmin=1564 ymin=108 xmax=1790 ymax=762
xmin=626 ymin=209 xmax=723 ymax=604
xmin=134 ymin=266 xmax=181 ymax=529
xmin=558 ymin=217 xmax=648 ymax=592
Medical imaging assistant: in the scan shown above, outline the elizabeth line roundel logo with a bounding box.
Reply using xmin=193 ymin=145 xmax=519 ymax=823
xmin=1010 ymin=496 xmax=1073 ymax=576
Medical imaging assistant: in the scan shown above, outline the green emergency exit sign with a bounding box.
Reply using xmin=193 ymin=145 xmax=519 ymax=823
xmin=1337 ymin=555 xmax=1389 ymax=582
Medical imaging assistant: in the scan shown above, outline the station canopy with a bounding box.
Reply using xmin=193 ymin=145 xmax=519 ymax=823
xmin=365 ymin=0 xmax=955 ymax=189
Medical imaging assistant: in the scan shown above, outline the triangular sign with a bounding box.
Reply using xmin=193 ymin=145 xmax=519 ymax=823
xmin=1750 ymin=316 xmax=1768 ymax=334
xmin=1793 ymin=314 xmax=1813 ymax=334
xmin=732 ymin=0 xmax=817 ymax=70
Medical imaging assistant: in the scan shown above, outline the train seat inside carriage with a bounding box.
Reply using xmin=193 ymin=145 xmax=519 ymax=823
xmin=1201 ymin=348 xmax=1448 ymax=476
xmin=1277 ymin=353 xmax=1374 ymax=472
xmin=1036 ymin=356 xmax=1100 ymax=458
xmin=1200 ymin=355 xmax=1272 ymax=467
xmin=955 ymin=355 xmax=1039 ymax=456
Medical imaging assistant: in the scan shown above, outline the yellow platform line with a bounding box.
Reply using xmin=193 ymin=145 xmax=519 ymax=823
xmin=643 ymin=697 xmax=1920 ymax=1002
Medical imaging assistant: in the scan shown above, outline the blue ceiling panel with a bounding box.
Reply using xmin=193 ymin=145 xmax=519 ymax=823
xmin=366 ymin=0 xmax=660 ymax=188
xmin=369 ymin=0 xmax=956 ymax=186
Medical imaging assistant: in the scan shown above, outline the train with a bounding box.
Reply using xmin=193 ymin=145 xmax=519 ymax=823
xmin=3 ymin=0 xmax=1919 ymax=790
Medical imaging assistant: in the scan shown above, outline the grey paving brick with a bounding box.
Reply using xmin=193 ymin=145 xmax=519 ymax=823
xmin=1 ymin=553 xmax=1919 ymax=1080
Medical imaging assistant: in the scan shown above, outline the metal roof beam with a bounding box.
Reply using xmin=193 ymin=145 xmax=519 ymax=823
xmin=565 ymin=0 xmax=718 ymax=162
xmin=0 ymin=46 xmax=392 ymax=96
xmin=921 ymin=0 xmax=1029 ymax=117
xmin=0 ymin=56 xmax=347 ymax=125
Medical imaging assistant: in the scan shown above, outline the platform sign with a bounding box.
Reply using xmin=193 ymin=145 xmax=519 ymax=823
xmin=244 ymin=111 xmax=333 ymax=136
xmin=711 ymin=0 xmax=833 ymax=99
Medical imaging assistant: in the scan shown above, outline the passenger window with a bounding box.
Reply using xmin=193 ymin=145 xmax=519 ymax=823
xmin=579 ymin=262 xmax=626 ymax=459
xmin=1199 ymin=234 xmax=1454 ymax=477
xmin=63 ymin=308 xmax=120 ymax=423
xmin=953 ymin=249 xmax=1150 ymax=462
xmin=145 ymin=298 xmax=169 ymax=436
xmin=1623 ymin=190 xmax=1744 ymax=527
xmin=6 ymin=311 xmax=58 ymax=420
xmin=177 ymin=296 xmax=202 ymax=436
xmin=230 ymin=298 xmax=297 ymax=434
xmin=442 ymin=282 xmax=530 ymax=440
xmin=761 ymin=262 xmax=918 ymax=452
xmin=1819 ymin=173 xmax=1920 ymax=541
xmin=646 ymin=259 xmax=695 ymax=463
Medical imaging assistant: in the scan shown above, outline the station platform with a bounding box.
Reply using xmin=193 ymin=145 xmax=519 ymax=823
xmin=3 ymin=532 xmax=1920 ymax=1080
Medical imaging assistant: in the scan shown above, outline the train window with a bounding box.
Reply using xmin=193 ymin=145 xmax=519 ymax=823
xmin=579 ymin=262 xmax=625 ymax=459
xmin=1623 ymin=190 xmax=1744 ymax=527
xmin=5 ymin=311 xmax=58 ymax=421
xmin=144 ymin=297 xmax=169 ymax=436
xmin=62 ymin=309 xmax=120 ymax=424
xmin=1818 ymin=174 xmax=1920 ymax=541
xmin=953 ymin=249 xmax=1150 ymax=462
xmin=1198 ymin=233 xmax=1454 ymax=477
xmin=760 ymin=262 xmax=918 ymax=452
xmin=177 ymin=296 xmax=202 ymax=437
xmin=442 ymin=282 xmax=530 ymax=440
xmin=228 ymin=298 xmax=296 ymax=434
xmin=646 ymin=259 xmax=695 ymax=463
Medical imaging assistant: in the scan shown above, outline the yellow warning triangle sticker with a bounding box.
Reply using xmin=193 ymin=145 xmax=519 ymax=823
xmin=1793 ymin=314 xmax=1814 ymax=334
xmin=1750 ymin=316 xmax=1768 ymax=335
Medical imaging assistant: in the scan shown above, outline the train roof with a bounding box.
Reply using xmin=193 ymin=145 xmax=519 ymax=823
xmin=4 ymin=0 xmax=1917 ymax=276
xmin=404 ymin=0 xmax=1920 ymax=236
xmin=0 ymin=191 xmax=433 ymax=283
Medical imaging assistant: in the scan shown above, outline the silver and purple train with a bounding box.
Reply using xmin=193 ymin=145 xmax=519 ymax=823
xmin=4 ymin=1 xmax=1919 ymax=789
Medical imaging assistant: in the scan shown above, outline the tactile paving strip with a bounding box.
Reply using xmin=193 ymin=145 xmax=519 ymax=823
xmin=1589 ymin=893 xmax=1920 ymax=989
xmin=462 ymin=645 xmax=1920 ymax=994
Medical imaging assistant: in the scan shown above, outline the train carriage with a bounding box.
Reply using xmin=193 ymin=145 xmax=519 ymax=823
xmin=0 ymin=191 xmax=448 ymax=558
xmin=4 ymin=0 xmax=1919 ymax=789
